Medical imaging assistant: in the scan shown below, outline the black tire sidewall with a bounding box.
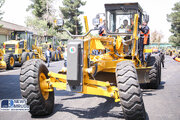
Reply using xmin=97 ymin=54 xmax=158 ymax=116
xmin=51 ymin=51 xmax=56 ymax=61
xmin=5 ymin=54 xmax=15 ymax=69
xmin=21 ymin=52 xmax=30 ymax=64
xmin=29 ymin=52 xmax=35 ymax=59
xmin=116 ymin=61 xmax=146 ymax=120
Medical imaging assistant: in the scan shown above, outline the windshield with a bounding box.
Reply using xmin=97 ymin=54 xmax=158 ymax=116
xmin=107 ymin=9 xmax=137 ymax=33
xmin=11 ymin=31 xmax=26 ymax=40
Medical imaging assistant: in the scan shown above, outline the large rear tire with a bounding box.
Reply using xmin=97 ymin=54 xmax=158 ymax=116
xmin=21 ymin=52 xmax=30 ymax=64
xmin=158 ymin=55 xmax=162 ymax=84
xmin=51 ymin=51 xmax=57 ymax=61
xmin=56 ymin=51 xmax=60 ymax=61
xmin=147 ymin=55 xmax=160 ymax=89
xmin=116 ymin=61 xmax=146 ymax=120
xmin=29 ymin=52 xmax=36 ymax=59
xmin=20 ymin=59 xmax=54 ymax=116
xmin=5 ymin=53 xmax=15 ymax=70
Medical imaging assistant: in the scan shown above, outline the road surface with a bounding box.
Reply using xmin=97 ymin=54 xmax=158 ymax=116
xmin=0 ymin=56 xmax=180 ymax=120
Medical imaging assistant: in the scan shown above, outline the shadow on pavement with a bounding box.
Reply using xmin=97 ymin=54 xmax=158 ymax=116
xmin=60 ymin=94 xmax=107 ymax=101
xmin=33 ymin=97 xmax=124 ymax=119
xmin=32 ymin=93 xmax=150 ymax=119
xmin=55 ymin=90 xmax=77 ymax=97
xmin=142 ymin=81 xmax=166 ymax=96
xmin=53 ymin=97 xmax=124 ymax=119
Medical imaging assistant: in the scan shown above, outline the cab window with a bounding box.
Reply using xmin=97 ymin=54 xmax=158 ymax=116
xmin=107 ymin=9 xmax=136 ymax=33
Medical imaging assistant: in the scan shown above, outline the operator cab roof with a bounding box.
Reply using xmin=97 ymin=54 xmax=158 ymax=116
xmin=12 ymin=30 xmax=33 ymax=34
xmin=105 ymin=2 xmax=143 ymax=13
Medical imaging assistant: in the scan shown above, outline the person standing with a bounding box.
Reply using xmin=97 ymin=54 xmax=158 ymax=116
xmin=45 ymin=48 xmax=51 ymax=67
xmin=63 ymin=48 xmax=67 ymax=67
xmin=138 ymin=20 xmax=150 ymax=65
xmin=159 ymin=51 xmax=165 ymax=68
xmin=99 ymin=20 xmax=106 ymax=36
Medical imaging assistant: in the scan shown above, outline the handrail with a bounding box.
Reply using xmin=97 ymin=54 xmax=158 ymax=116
xmin=58 ymin=28 xmax=99 ymax=38
xmin=106 ymin=33 xmax=133 ymax=36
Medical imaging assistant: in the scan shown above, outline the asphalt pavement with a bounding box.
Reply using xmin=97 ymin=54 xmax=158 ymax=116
xmin=0 ymin=56 xmax=180 ymax=120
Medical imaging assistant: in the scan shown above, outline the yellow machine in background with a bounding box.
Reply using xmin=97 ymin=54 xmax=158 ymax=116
xmin=0 ymin=49 xmax=6 ymax=70
xmin=3 ymin=31 xmax=34 ymax=69
xmin=20 ymin=3 xmax=161 ymax=120
xmin=166 ymin=47 xmax=173 ymax=56
xmin=39 ymin=36 xmax=62 ymax=61
xmin=57 ymin=39 xmax=68 ymax=59
xmin=31 ymin=35 xmax=46 ymax=61
xmin=144 ymin=45 xmax=152 ymax=53
xmin=173 ymin=46 xmax=180 ymax=62
xmin=176 ymin=46 xmax=180 ymax=56
xmin=3 ymin=30 xmax=47 ymax=70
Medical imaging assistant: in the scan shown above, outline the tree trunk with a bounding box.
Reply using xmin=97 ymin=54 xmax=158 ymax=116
xmin=76 ymin=20 xmax=78 ymax=35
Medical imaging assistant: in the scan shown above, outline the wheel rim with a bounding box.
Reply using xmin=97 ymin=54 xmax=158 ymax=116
xmin=32 ymin=55 xmax=35 ymax=59
xmin=10 ymin=57 xmax=14 ymax=67
xmin=27 ymin=55 xmax=30 ymax=60
xmin=39 ymin=73 xmax=49 ymax=100
xmin=19 ymin=57 xmax=21 ymax=63
xmin=55 ymin=54 xmax=56 ymax=60
xmin=58 ymin=54 xmax=60 ymax=60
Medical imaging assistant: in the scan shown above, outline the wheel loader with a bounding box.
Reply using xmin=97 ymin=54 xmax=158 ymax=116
xmin=2 ymin=30 xmax=39 ymax=69
xmin=20 ymin=2 xmax=161 ymax=120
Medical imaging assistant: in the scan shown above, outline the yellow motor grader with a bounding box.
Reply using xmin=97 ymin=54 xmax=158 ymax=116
xmin=39 ymin=35 xmax=62 ymax=61
xmin=20 ymin=3 xmax=161 ymax=120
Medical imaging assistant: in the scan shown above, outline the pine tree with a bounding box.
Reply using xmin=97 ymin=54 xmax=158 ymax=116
xmin=26 ymin=0 xmax=56 ymax=36
xmin=0 ymin=0 xmax=5 ymax=20
xmin=0 ymin=0 xmax=5 ymax=27
xmin=167 ymin=2 xmax=180 ymax=46
xmin=60 ymin=0 xmax=86 ymax=35
xmin=27 ymin=0 xmax=47 ymax=19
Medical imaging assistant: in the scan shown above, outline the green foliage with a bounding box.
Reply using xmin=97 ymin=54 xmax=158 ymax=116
xmin=26 ymin=0 xmax=57 ymax=36
xmin=167 ymin=2 xmax=180 ymax=46
xmin=0 ymin=0 xmax=4 ymax=18
xmin=26 ymin=0 xmax=73 ymax=41
xmin=56 ymin=32 xmax=72 ymax=39
xmin=25 ymin=16 xmax=72 ymax=40
xmin=60 ymin=0 xmax=86 ymax=35
xmin=27 ymin=0 xmax=47 ymax=18
xmin=26 ymin=16 xmax=56 ymax=36
xmin=0 ymin=0 xmax=5 ymax=27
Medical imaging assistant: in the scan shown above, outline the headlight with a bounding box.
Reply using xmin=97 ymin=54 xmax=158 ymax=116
xmin=56 ymin=19 xmax=64 ymax=27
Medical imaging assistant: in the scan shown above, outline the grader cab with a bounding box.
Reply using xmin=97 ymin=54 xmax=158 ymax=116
xmin=20 ymin=2 xmax=161 ymax=120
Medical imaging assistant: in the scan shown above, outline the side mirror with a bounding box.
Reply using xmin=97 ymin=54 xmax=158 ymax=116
xmin=92 ymin=18 xmax=100 ymax=27
xmin=56 ymin=19 xmax=64 ymax=27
